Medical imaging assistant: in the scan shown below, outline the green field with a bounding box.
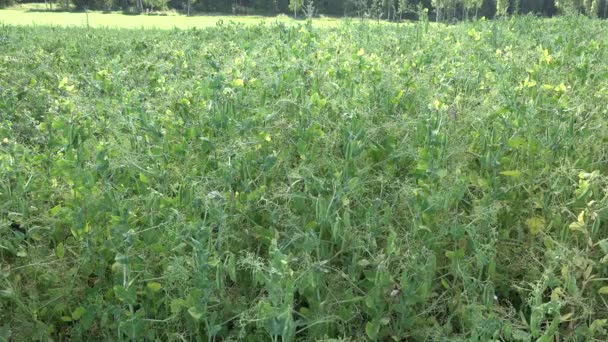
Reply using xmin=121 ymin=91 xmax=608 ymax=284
xmin=0 ymin=8 xmax=339 ymax=29
xmin=2 ymin=15 xmax=608 ymax=341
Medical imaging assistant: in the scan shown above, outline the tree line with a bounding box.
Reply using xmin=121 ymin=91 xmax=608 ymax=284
xmin=1 ymin=0 xmax=607 ymax=19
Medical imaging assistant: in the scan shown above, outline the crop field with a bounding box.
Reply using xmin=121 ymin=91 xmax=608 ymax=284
xmin=1 ymin=15 xmax=608 ymax=341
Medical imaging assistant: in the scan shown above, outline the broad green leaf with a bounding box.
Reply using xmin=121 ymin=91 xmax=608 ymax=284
xmin=589 ymin=319 xmax=607 ymax=333
xmin=365 ymin=321 xmax=379 ymax=339
xmin=0 ymin=324 xmax=11 ymax=341
xmin=445 ymin=249 xmax=465 ymax=260
xmin=170 ymin=299 xmax=186 ymax=314
xmin=598 ymin=287 xmax=608 ymax=295
xmin=188 ymin=306 xmax=204 ymax=321
xmin=113 ymin=285 xmax=136 ymax=305
xmin=512 ymin=329 xmax=531 ymax=341
xmin=435 ymin=169 xmax=448 ymax=178
xmin=357 ymin=259 xmax=370 ymax=267
xmin=55 ymin=243 xmax=65 ymax=259
xmin=71 ymin=306 xmax=86 ymax=320
xmin=507 ymin=137 xmax=526 ymax=149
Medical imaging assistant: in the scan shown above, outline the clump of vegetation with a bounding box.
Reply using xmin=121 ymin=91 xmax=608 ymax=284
xmin=1 ymin=15 xmax=608 ymax=340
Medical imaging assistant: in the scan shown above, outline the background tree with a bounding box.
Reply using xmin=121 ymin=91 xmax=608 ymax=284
xmin=371 ymin=0 xmax=384 ymax=20
xmin=2 ymin=0 xmax=606 ymax=20
xmin=556 ymin=0 xmax=582 ymax=13
xmin=0 ymin=0 xmax=13 ymax=8
xmin=289 ymin=0 xmax=303 ymax=17
xmin=496 ymin=0 xmax=509 ymax=16
xmin=591 ymin=0 xmax=599 ymax=16
xmin=464 ymin=0 xmax=483 ymax=19
xmin=346 ymin=0 xmax=369 ymax=18
xmin=397 ymin=0 xmax=415 ymax=19
xmin=302 ymin=0 xmax=315 ymax=18
xmin=144 ymin=0 xmax=167 ymax=11
xmin=431 ymin=0 xmax=446 ymax=21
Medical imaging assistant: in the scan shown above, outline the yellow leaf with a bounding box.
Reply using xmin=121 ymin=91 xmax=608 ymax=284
xmin=147 ymin=282 xmax=162 ymax=292
xmin=542 ymin=84 xmax=554 ymax=91
xmin=500 ymin=170 xmax=521 ymax=177
xmin=525 ymin=78 xmax=537 ymax=87
xmin=551 ymin=287 xmax=562 ymax=302
xmin=569 ymin=211 xmax=587 ymax=233
xmin=58 ymin=77 xmax=68 ymax=89
xmin=569 ymin=221 xmax=586 ymax=232
xmin=555 ymin=83 xmax=567 ymax=93
xmin=526 ymin=217 xmax=545 ymax=235
xmin=560 ymin=312 xmax=574 ymax=322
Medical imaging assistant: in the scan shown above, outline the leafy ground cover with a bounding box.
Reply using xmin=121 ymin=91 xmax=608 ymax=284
xmin=1 ymin=16 xmax=608 ymax=341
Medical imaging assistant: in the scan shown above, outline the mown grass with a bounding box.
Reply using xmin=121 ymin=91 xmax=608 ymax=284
xmin=0 ymin=8 xmax=340 ymax=29
xmin=1 ymin=15 xmax=608 ymax=341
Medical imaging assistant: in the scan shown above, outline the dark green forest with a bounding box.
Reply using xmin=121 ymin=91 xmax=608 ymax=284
xmin=2 ymin=0 xmax=608 ymax=19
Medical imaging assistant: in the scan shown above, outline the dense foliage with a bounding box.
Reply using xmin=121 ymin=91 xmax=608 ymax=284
xmin=6 ymin=0 xmax=608 ymax=19
xmin=2 ymin=15 xmax=608 ymax=341
xmin=0 ymin=0 xmax=14 ymax=10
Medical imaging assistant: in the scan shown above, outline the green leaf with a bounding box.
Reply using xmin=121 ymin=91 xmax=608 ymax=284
xmin=188 ymin=306 xmax=204 ymax=321
xmin=512 ymin=329 xmax=531 ymax=341
xmin=507 ymin=137 xmax=526 ymax=149
xmin=113 ymin=285 xmax=136 ymax=305
xmin=71 ymin=306 xmax=86 ymax=320
xmin=589 ymin=319 xmax=607 ymax=333
xmin=170 ymin=299 xmax=186 ymax=314
xmin=435 ymin=169 xmax=448 ymax=178
xmin=55 ymin=243 xmax=65 ymax=259
xmin=139 ymin=172 xmax=150 ymax=184
xmin=598 ymin=287 xmax=608 ymax=295
xmin=500 ymin=170 xmax=521 ymax=177
xmin=365 ymin=321 xmax=379 ymax=339
xmin=227 ymin=254 xmax=237 ymax=282
xmin=0 ymin=324 xmax=11 ymax=341
xmin=357 ymin=259 xmax=371 ymax=267
xmin=445 ymin=249 xmax=465 ymax=260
